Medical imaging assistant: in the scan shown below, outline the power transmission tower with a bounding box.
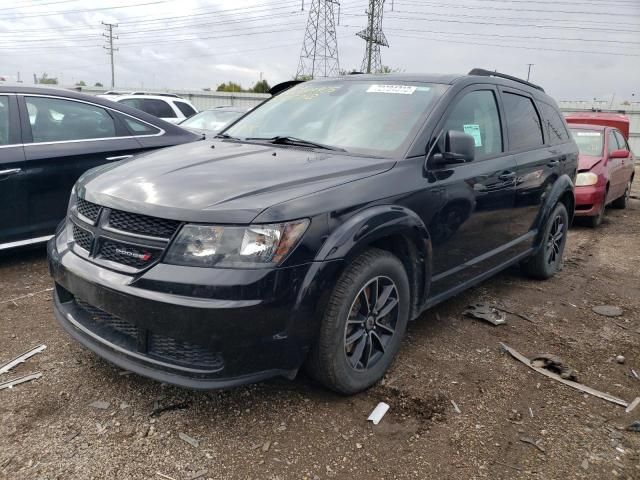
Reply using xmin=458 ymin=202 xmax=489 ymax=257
xmin=357 ymin=0 xmax=388 ymax=73
xmin=296 ymin=0 xmax=340 ymax=79
xmin=102 ymin=22 xmax=118 ymax=88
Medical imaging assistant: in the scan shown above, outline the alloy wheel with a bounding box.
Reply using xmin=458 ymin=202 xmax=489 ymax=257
xmin=344 ymin=276 xmax=399 ymax=371
xmin=546 ymin=214 xmax=565 ymax=265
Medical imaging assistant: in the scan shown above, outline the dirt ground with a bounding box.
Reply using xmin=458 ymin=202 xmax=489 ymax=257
xmin=1 ymin=171 xmax=639 ymax=480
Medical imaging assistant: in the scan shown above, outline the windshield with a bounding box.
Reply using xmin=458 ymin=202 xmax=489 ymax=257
xmin=181 ymin=110 xmax=243 ymax=132
xmin=225 ymin=80 xmax=447 ymax=156
xmin=570 ymin=128 xmax=603 ymax=156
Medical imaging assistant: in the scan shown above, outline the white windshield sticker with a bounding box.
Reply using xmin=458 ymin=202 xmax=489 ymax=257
xmin=575 ymin=131 xmax=601 ymax=136
xmin=463 ymin=124 xmax=482 ymax=147
xmin=367 ymin=84 xmax=417 ymax=95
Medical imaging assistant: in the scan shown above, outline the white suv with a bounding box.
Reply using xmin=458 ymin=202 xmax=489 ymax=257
xmin=99 ymin=93 xmax=198 ymax=124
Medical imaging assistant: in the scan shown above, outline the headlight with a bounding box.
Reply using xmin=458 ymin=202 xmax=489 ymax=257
xmin=164 ymin=219 xmax=310 ymax=268
xmin=575 ymin=172 xmax=598 ymax=187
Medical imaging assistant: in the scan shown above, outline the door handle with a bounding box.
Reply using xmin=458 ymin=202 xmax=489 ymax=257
xmin=547 ymin=159 xmax=560 ymax=167
xmin=0 ymin=168 xmax=21 ymax=178
xmin=498 ymin=171 xmax=516 ymax=181
xmin=105 ymin=155 xmax=134 ymax=161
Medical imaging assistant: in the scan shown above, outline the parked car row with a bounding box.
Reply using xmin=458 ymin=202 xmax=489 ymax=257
xmin=98 ymin=92 xmax=199 ymax=124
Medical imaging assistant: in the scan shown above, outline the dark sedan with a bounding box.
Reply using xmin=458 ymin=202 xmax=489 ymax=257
xmin=0 ymin=85 xmax=200 ymax=251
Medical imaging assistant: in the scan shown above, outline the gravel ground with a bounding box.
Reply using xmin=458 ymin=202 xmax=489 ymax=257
xmin=1 ymin=168 xmax=639 ymax=480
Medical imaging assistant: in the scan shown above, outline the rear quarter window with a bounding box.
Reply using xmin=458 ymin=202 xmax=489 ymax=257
xmin=174 ymin=101 xmax=197 ymax=117
xmin=502 ymin=92 xmax=544 ymax=151
xmin=538 ymin=101 xmax=570 ymax=145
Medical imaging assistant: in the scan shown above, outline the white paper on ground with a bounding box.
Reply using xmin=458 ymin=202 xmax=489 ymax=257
xmin=367 ymin=402 xmax=390 ymax=425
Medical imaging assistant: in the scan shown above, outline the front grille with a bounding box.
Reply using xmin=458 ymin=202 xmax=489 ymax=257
xmin=74 ymin=298 xmax=223 ymax=370
xmin=72 ymin=224 xmax=93 ymax=252
xmin=98 ymin=240 xmax=161 ymax=269
xmin=108 ymin=210 xmax=180 ymax=239
xmin=76 ymin=197 xmax=101 ymax=223
xmin=76 ymin=299 xmax=138 ymax=340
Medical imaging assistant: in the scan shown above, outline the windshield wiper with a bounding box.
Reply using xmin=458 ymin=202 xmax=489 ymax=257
xmin=214 ymin=133 xmax=240 ymax=140
xmin=245 ymin=136 xmax=347 ymax=152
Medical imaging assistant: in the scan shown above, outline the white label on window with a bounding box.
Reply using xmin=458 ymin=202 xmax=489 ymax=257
xmin=367 ymin=84 xmax=417 ymax=94
xmin=463 ymin=124 xmax=482 ymax=147
xmin=575 ymin=131 xmax=601 ymax=136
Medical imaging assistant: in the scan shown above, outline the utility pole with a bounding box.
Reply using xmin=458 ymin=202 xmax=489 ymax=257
xmin=357 ymin=0 xmax=388 ymax=73
xmin=526 ymin=63 xmax=534 ymax=81
xmin=296 ymin=0 xmax=340 ymax=79
xmin=102 ymin=22 xmax=118 ymax=88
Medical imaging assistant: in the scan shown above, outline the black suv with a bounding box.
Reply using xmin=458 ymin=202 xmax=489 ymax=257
xmin=48 ymin=70 xmax=578 ymax=394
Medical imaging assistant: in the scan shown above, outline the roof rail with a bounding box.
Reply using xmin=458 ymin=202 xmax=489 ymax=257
xmin=468 ymin=68 xmax=545 ymax=93
xmin=130 ymin=91 xmax=182 ymax=98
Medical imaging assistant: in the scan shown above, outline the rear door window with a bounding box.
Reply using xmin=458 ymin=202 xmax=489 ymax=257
xmin=174 ymin=101 xmax=197 ymax=117
xmin=502 ymin=92 xmax=544 ymax=151
xmin=25 ymin=96 xmax=117 ymax=142
xmin=0 ymin=96 xmax=9 ymax=145
xmin=538 ymin=102 xmax=569 ymax=145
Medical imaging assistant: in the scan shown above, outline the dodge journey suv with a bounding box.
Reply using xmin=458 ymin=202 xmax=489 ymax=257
xmin=48 ymin=69 xmax=578 ymax=394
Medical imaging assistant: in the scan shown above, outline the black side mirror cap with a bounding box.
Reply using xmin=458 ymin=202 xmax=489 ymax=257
xmin=428 ymin=130 xmax=476 ymax=168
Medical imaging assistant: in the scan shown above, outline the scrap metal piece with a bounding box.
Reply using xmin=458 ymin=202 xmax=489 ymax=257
xmin=0 ymin=344 xmax=46 ymax=375
xmin=592 ymin=305 xmax=623 ymax=317
xmin=0 ymin=372 xmax=42 ymax=390
xmin=500 ymin=343 xmax=630 ymax=408
xmin=531 ymin=353 xmax=578 ymax=381
xmin=519 ymin=436 xmax=546 ymax=453
xmin=464 ymin=303 xmax=506 ymax=326
xmin=625 ymin=397 xmax=640 ymax=413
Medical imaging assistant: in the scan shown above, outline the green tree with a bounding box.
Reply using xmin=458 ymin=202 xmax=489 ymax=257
xmin=378 ymin=65 xmax=403 ymax=74
xmin=37 ymin=72 xmax=58 ymax=85
xmin=251 ymin=79 xmax=270 ymax=93
xmin=94 ymin=82 xmax=103 ymax=87
xmin=339 ymin=68 xmax=360 ymax=76
xmin=75 ymin=80 xmax=86 ymax=86
xmin=216 ymin=81 xmax=244 ymax=93
xmin=294 ymin=74 xmax=313 ymax=81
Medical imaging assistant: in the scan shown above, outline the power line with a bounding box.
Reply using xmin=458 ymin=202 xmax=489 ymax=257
xmin=102 ymin=22 xmax=118 ymax=88
xmin=296 ymin=0 xmax=341 ymax=78
xmin=0 ymin=0 xmax=170 ymax=19
xmin=357 ymin=0 xmax=388 ymax=73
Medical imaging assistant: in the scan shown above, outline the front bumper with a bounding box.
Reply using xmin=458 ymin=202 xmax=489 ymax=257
xmin=574 ymin=184 xmax=605 ymax=217
xmin=48 ymin=231 xmax=342 ymax=389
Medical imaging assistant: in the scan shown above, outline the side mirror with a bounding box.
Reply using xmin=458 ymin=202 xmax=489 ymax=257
xmin=430 ymin=130 xmax=476 ymax=167
xmin=609 ymin=149 xmax=629 ymax=159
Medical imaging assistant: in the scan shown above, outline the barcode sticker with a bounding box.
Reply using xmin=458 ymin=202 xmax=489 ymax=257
xmin=367 ymin=84 xmax=417 ymax=95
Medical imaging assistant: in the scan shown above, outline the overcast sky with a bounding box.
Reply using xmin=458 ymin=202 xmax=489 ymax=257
xmin=1 ymin=0 xmax=639 ymax=102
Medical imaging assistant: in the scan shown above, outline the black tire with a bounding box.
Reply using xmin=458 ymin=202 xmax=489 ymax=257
xmin=305 ymin=248 xmax=410 ymax=394
xmin=585 ymin=200 xmax=605 ymax=228
xmin=521 ymin=203 xmax=569 ymax=280
xmin=611 ymin=178 xmax=632 ymax=209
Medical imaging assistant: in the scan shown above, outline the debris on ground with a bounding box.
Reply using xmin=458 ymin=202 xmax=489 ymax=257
xmin=450 ymin=400 xmax=461 ymax=414
xmin=0 ymin=344 xmax=46 ymax=375
xmin=464 ymin=303 xmax=506 ymax=326
xmin=0 ymin=372 xmax=42 ymax=391
xmin=261 ymin=440 xmax=271 ymax=452
xmin=150 ymin=400 xmax=190 ymax=417
xmin=592 ymin=305 xmax=623 ymax=317
xmin=156 ymin=473 xmax=176 ymax=480
xmin=178 ymin=432 xmax=200 ymax=448
xmin=189 ymin=470 xmax=208 ymax=480
xmin=89 ymin=400 xmax=111 ymax=410
xmin=530 ymin=353 xmax=578 ymax=381
xmin=500 ymin=343 xmax=635 ymax=408
xmin=625 ymin=397 xmax=640 ymax=413
xmin=519 ymin=436 xmax=546 ymax=453
xmin=0 ymin=288 xmax=53 ymax=305
xmin=367 ymin=402 xmax=390 ymax=425
xmin=616 ymin=355 xmax=626 ymax=365
xmin=631 ymin=369 xmax=639 ymax=381
xmin=625 ymin=421 xmax=640 ymax=432
xmin=496 ymin=305 xmax=536 ymax=323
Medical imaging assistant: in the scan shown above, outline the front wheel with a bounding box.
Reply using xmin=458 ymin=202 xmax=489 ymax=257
xmin=611 ymin=178 xmax=632 ymax=209
xmin=521 ymin=203 xmax=569 ymax=280
xmin=305 ymin=248 xmax=410 ymax=394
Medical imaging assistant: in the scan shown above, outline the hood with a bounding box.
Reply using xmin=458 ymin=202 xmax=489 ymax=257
xmin=80 ymin=140 xmax=395 ymax=224
xmin=578 ymin=154 xmax=603 ymax=171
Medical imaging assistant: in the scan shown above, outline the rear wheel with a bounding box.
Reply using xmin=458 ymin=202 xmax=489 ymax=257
xmin=306 ymin=248 xmax=410 ymax=394
xmin=611 ymin=178 xmax=632 ymax=209
xmin=521 ymin=203 xmax=569 ymax=280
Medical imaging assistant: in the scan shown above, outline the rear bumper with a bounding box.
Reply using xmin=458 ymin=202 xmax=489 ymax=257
xmin=48 ymin=233 xmax=342 ymax=389
xmin=574 ymin=184 xmax=605 ymax=217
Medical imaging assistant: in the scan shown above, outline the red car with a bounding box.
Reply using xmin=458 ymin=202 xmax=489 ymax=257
xmin=567 ymin=121 xmax=635 ymax=227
